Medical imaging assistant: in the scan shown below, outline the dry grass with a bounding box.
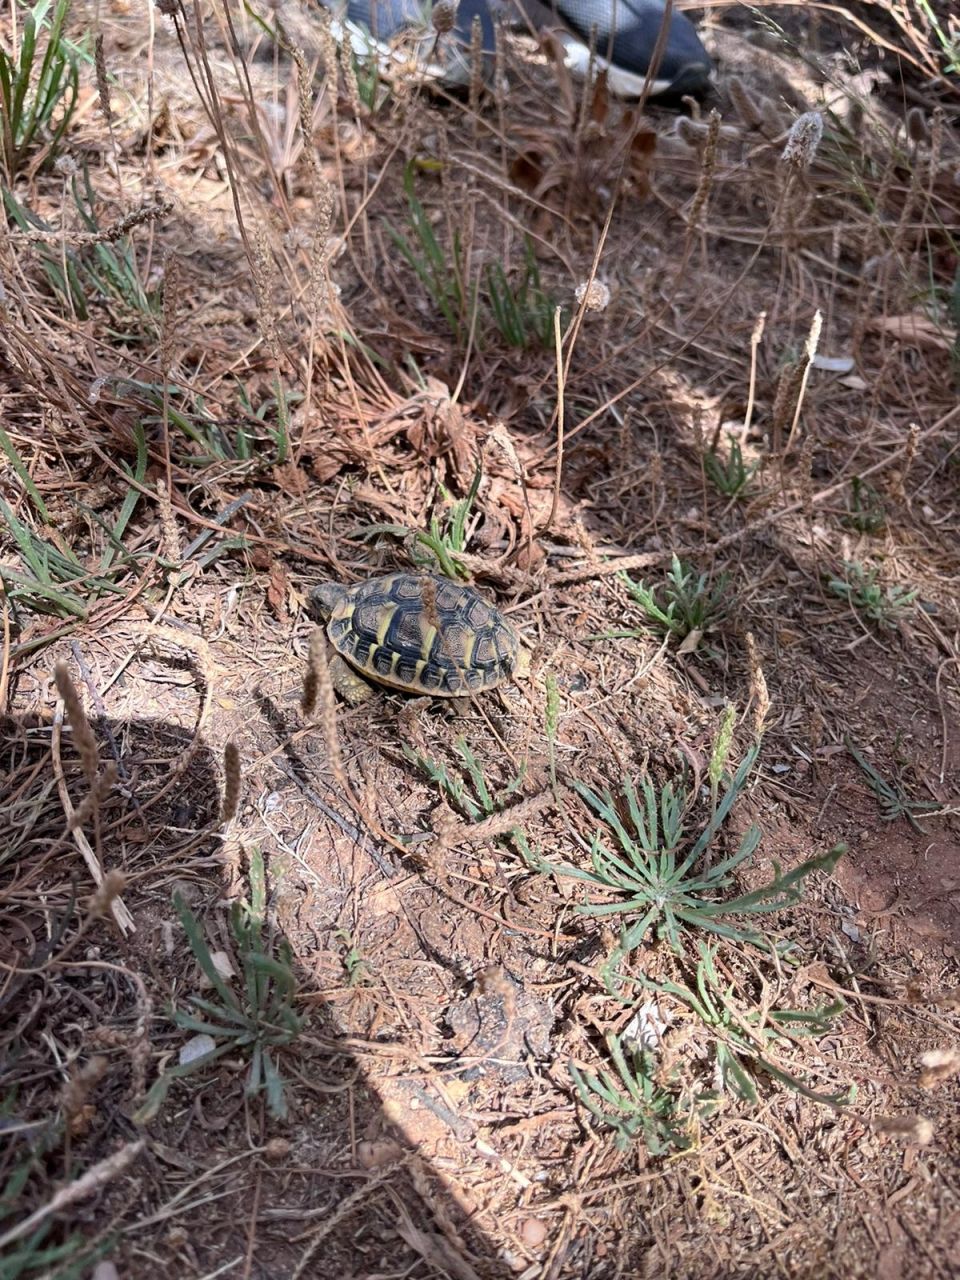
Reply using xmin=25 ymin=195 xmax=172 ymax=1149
xmin=2 ymin=0 xmax=960 ymax=1276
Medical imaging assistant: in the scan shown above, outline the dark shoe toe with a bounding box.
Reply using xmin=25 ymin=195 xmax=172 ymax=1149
xmin=548 ymin=0 xmax=712 ymax=96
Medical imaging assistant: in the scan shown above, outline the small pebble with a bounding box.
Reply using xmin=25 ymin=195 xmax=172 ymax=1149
xmin=263 ymin=1138 xmax=291 ymax=1162
xmin=520 ymin=1217 xmax=548 ymax=1248
xmin=357 ymin=1139 xmax=402 ymax=1169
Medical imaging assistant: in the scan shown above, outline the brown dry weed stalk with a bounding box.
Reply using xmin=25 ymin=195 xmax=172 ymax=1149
xmin=300 ymin=628 xmax=385 ymax=853
xmin=469 ymin=14 xmax=484 ymax=119
xmin=62 ymin=1055 xmax=109 ymax=1132
xmin=301 ymin=629 xmax=324 ymax=717
xmin=744 ymin=631 xmax=770 ymax=739
xmin=156 ymin=479 xmax=181 ymax=563
xmin=8 ymin=196 xmax=174 ymax=246
xmin=221 ymin=740 xmax=242 ymax=824
xmin=339 ymin=38 xmax=362 ymax=115
xmin=251 ymin=221 xmax=283 ymax=365
xmin=54 ymin=663 xmax=100 ymax=784
xmin=784 ymin=309 xmax=823 ymax=453
xmin=67 ymin=762 xmax=118 ymax=833
xmin=90 ymin=31 xmax=123 ymax=190
xmin=87 ymin=868 xmax=129 ymax=919
xmin=676 ymin=106 xmax=720 ymax=288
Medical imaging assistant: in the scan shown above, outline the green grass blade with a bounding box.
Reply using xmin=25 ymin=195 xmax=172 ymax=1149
xmin=174 ymin=893 xmax=242 ymax=1013
xmin=0 ymin=426 xmax=51 ymax=521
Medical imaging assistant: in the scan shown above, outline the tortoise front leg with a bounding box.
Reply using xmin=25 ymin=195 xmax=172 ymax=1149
xmin=329 ymin=654 xmax=375 ymax=706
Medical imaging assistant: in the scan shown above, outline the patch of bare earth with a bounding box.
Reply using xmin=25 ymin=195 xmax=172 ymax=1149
xmin=2 ymin=0 xmax=959 ymax=1277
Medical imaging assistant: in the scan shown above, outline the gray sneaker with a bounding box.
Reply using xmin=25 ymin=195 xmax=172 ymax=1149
xmin=321 ymin=0 xmax=712 ymax=97
xmin=543 ymin=0 xmax=712 ymax=98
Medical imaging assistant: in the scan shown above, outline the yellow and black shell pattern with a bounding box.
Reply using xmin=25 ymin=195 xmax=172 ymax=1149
xmin=317 ymin=573 xmax=521 ymax=696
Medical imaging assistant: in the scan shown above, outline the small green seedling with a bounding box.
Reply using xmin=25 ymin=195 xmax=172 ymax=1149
xmin=570 ymin=1031 xmax=716 ymax=1154
xmin=4 ymin=169 xmax=160 ymax=332
xmin=628 ymin=942 xmax=854 ymax=1108
xmin=842 ymin=477 xmax=886 ymax=535
xmin=0 ymin=422 xmax=147 ymax=634
xmin=405 ymin=734 xmax=527 ymax=822
xmin=335 ymin=929 xmax=371 ymax=986
xmin=915 ymin=0 xmax=960 ymax=75
xmin=827 ymin=561 xmax=917 ymax=629
xmin=351 ymin=462 xmax=482 ymax=580
xmin=846 ymin=737 xmax=942 ymax=832
xmin=703 ymin=435 xmax=759 ymax=499
xmin=404 ymin=734 xmax=538 ymax=867
xmin=135 ymin=849 xmax=302 ymax=1123
xmin=615 ymin=555 xmax=729 ymax=647
xmin=413 ymin=467 xmax=482 ymax=578
xmin=388 ymin=160 xmax=471 ymax=340
xmin=485 ymin=241 xmax=558 ymax=349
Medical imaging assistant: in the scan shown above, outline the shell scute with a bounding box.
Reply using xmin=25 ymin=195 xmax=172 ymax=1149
xmin=322 ymin=572 xmax=520 ymax=696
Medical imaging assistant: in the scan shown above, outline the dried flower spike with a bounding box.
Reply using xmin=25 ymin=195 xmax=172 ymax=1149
xmin=675 ymin=116 xmax=713 ymax=146
xmin=55 ymin=662 xmax=100 ymax=783
xmin=90 ymin=869 xmax=128 ymax=918
xmin=94 ymin=34 xmax=113 ymax=125
xmin=728 ymin=76 xmax=763 ymax=132
xmin=575 ymin=279 xmax=610 ymax=312
xmin=781 ymin=111 xmax=824 ymax=170
xmin=919 ymin=1047 xmax=960 ymax=1088
xmin=469 ymin=13 xmax=484 ymax=114
xmin=221 ymin=741 xmax=241 ymax=825
xmin=873 ymin=1115 xmax=934 ymax=1145
xmin=432 ymin=0 xmax=458 ymax=36
xmin=687 ymin=108 xmax=720 ymax=230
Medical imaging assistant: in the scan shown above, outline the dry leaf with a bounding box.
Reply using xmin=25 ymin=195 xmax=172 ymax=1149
xmin=866 ymin=313 xmax=955 ymax=350
xmin=309 ymin=451 xmax=347 ymax=483
xmin=179 ymin=1033 xmax=216 ymax=1066
xmin=405 ymin=380 xmax=479 ymax=489
xmin=271 ymin=461 xmax=309 ymax=496
xmin=266 ymin=562 xmax=290 ymax=621
xmin=394 ymin=1218 xmax=482 ymax=1280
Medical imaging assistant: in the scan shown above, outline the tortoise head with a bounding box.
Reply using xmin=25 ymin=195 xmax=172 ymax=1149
xmin=309 ymin=581 xmax=348 ymax=620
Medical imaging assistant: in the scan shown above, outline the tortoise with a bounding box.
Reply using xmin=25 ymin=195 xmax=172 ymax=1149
xmin=310 ymin=572 xmax=526 ymax=704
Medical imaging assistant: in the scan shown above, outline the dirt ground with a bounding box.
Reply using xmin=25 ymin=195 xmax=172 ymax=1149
xmin=2 ymin=1 xmax=959 ymax=1277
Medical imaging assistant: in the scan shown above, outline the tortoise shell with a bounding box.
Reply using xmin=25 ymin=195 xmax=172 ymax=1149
xmin=313 ymin=573 xmax=521 ymax=696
